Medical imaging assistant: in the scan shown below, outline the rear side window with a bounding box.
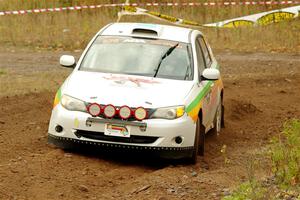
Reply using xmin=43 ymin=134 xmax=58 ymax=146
xmin=198 ymin=37 xmax=212 ymax=67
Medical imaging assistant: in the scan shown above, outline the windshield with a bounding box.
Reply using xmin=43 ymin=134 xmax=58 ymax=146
xmin=79 ymin=36 xmax=193 ymax=81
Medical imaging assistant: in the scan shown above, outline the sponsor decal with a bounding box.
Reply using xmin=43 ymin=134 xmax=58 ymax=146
xmin=97 ymin=36 xmax=182 ymax=47
xmin=121 ymin=6 xmax=202 ymax=27
xmin=205 ymin=5 xmax=300 ymax=27
xmin=186 ymin=80 xmax=223 ymax=122
xmin=186 ymin=82 xmax=213 ymax=122
xmin=120 ymin=5 xmax=300 ymax=28
xmin=257 ymin=11 xmax=295 ymax=25
xmin=222 ymin=20 xmax=255 ymax=28
xmin=103 ymin=75 xmax=160 ymax=87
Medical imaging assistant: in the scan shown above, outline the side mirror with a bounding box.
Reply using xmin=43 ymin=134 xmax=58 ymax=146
xmin=201 ymin=68 xmax=220 ymax=81
xmin=60 ymin=55 xmax=76 ymax=68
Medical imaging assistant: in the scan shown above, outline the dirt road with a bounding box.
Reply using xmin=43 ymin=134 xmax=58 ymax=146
xmin=0 ymin=50 xmax=300 ymax=200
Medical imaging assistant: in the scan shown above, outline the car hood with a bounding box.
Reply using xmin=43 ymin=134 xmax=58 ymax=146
xmin=64 ymin=71 xmax=194 ymax=108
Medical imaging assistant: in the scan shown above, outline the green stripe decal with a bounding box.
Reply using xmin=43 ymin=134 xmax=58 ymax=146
xmin=186 ymin=81 xmax=213 ymax=113
xmin=58 ymin=88 xmax=62 ymax=99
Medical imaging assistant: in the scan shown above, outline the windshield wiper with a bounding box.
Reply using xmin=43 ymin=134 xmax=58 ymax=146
xmin=183 ymin=65 xmax=191 ymax=80
xmin=153 ymin=43 xmax=179 ymax=77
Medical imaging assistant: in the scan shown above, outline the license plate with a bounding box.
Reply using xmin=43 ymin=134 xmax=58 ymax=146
xmin=104 ymin=124 xmax=130 ymax=138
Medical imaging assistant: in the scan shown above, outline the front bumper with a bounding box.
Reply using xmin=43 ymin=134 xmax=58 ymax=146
xmin=48 ymin=134 xmax=194 ymax=159
xmin=48 ymin=104 xmax=196 ymax=156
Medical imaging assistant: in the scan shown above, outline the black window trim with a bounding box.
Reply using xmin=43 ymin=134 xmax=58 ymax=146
xmin=195 ymin=36 xmax=206 ymax=82
xmin=201 ymin=37 xmax=213 ymax=67
xmin=197 ymin=36 xmax=212 ymax=68
xmin=195 ymin=35 xmax=207 ymax=68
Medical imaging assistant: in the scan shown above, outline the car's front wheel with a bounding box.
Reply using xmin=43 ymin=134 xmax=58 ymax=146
xmin=190 ymin=118 xmax=205 ymax=164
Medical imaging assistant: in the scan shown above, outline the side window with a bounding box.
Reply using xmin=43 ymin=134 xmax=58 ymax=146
xmin=195 ymin=40 xmax=205 ymax=79
xmin=198 ymin=37 xmax=212 ymax=67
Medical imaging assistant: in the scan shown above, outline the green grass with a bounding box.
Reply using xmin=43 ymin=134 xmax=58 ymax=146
xmin=223 ymin=119 xmax=300 ymax=200
xmin=271 ymin=119 xmax=300 ymax=189
xmin=223 ymin=181 xmax=267 ymax=200
xmin=0 ymin=69 xmax=6 ymax=75
xmin=0 ymin=1 xmax=300 ymax=52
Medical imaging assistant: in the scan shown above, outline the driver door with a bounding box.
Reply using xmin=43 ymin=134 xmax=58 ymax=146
xmin=195 ymin=36 xmax=215 ymax=129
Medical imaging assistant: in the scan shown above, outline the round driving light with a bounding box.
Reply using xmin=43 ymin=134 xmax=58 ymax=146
xmin=87 ymin=103 xmax=101 ymax=117
xmin=119 ymin=106 xmax=132 ymax=120
xmin=104 ymin=104 xmax=116 ymax=118
xmin=55 ymin=125 xmax=63 ymax=133
xmin=134 ymin=107 xmax=148 ymax=121
xmin=175 ymin=136 xmax=183 ymax=144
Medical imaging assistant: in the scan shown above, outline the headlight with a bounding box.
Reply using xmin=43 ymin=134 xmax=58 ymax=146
xmin=151 ymin=106 xmax=185 ymax=119
xmin=61 ymin=94 xmax=87 ymax=112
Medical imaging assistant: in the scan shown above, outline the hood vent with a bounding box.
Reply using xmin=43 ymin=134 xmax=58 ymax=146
xmin=131 ymin=28 xmax=158 ymax=38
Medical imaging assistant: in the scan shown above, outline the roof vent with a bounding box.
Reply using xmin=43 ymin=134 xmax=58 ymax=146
xmin=132 ymin=28 xmax=158 ymax=37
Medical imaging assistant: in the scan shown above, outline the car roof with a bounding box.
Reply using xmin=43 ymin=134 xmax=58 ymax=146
xmin=100 ymin=23 xmax=196 ymax=43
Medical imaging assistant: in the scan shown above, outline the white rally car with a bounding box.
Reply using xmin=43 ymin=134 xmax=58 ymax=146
xmin=48 ymin=23 xmax=224 ymax=163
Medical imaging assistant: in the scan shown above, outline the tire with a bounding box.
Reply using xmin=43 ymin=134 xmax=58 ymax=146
xmin=212 ymin=98 xmax=223 ymax=135
xmin=198 ymin=120 xmax=205 ymax=156
xmin=190 ymin=119 xmax=200 ymax=164
xmin=189 ymin=118 xmax=205 ymax=164
xmin=221 ymin=104 xmax=225 ymax=128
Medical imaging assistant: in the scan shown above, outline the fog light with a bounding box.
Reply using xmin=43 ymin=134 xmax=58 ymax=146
xmin=55 ymin=125 xmax=63 ymax=133
xmin=175 ymin=136 xmax=183 ymax=144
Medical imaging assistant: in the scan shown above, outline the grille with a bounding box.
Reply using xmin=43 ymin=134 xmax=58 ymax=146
xmin=75 ymin=130 xmax=158 ymax=144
